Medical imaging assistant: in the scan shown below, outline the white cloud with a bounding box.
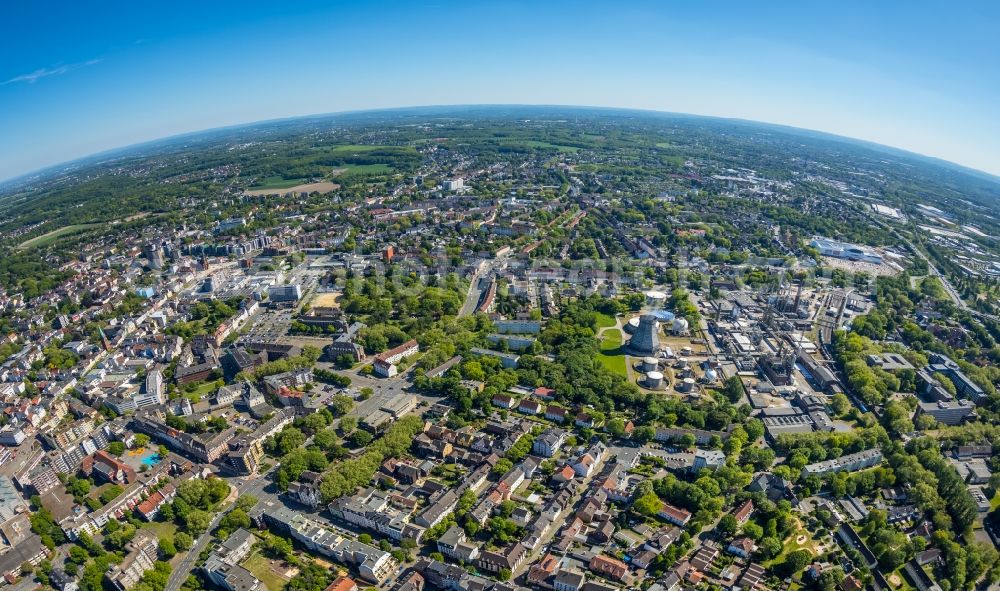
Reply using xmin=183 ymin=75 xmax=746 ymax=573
xmin=2 ymin=59 xmax=102 ymax=85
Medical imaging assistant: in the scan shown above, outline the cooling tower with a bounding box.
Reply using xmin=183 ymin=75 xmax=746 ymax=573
xmin=627 ymin=314 xmax=659 ymax=354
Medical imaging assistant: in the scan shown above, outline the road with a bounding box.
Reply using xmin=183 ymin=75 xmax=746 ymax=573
xmin=164 ymin=504 xmax=230 ymax=591
xmin=164 ymin=464 xmax=281 ymax=591
xmin=513 ymin=453 xmax=603 ymax=580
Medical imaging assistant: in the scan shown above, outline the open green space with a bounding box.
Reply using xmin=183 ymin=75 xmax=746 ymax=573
xmin=18 ymin=223 xmax=101 ymax=250
xmin=596 ymin=329 xmax=627 ymax=377
xmin=243 ymin=551 xmax=291 ymax=591
xmin=594 ymin=312 xmax=617 ymax=329
xmin=762 ymin=518 xmax=825 ymax=568
xmin=335 ymin=163 xmax=394 ymax=177
xmin=498 ymin=139 xmax=579 ymax=152
xmin=250 ymin=176 xmax=309 ymax=190
xmin=183 ymin=379 xmax=221 ymax=402
xmin=140 ymin=520 xmax=178 ymax=540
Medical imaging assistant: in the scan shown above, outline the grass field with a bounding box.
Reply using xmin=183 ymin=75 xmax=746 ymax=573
xmin=18 ymin=223 xmax=100 ymax=249
xmin=141 ymin=520 xmax=178 ymax=540
xmin=596 ymin=329 xmax=627 ymax=377
xmin=594 ymin=312 xmax=617 ymax=329
xmin=655 ymin=142 xmax=673 ymax=148
xmin=183 ymin=379 xmax=220 ymax=402
xmin=251 ymin=176 xmax=308 ymax=189
xmin=243 ymin=551 xmax=293 ymax=591
xmin=335 ymin=163 xmax=393 ymax=177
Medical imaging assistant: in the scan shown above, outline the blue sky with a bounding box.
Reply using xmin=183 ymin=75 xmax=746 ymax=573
xmin=2 ymin=0 xmax=999 ymax=180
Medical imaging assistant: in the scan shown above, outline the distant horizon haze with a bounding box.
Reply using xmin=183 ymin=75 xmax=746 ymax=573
xmin=4 ymin=104 xmax=999 ymax=187
xmin=1 ymin=1 xmax=998 ymax=180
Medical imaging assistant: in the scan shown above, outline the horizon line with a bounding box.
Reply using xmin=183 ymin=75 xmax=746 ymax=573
xmin=3 ymin=103 xmax=999 ymax=187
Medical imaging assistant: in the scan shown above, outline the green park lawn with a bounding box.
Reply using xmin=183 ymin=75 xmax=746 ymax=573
xmin=596 ymin=329 xmax=627 ymax=377
xmin=594 ymin=312 xmax=617 ymax=329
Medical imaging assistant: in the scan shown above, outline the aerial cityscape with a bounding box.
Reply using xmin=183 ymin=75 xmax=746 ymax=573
xmin=1 ymin=4 xmax=1000 ymax=591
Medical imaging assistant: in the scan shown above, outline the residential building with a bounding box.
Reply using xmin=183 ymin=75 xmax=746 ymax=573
xmin=106 ymin=530 xmax=158 ymax=591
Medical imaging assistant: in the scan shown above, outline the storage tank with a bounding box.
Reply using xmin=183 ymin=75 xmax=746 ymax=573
xmin=680 ymin=346 xmax=693 ymax=356
xmin=704 ymin=368 xmax=719 ymax=383
xmin=645 ymin=290 xmax=667 ymax=307
xmin=645 ymin=371 xmax=664 ymax=389
xmin=677 ymin=377 xmax=695 ymax=392
xmin=640 ymin=357 xmax=659 ymax=372
xmin=672 ymin=317 xmax=690 ymax=336
xmin=675 ymin=357 xmax=689 ymax=369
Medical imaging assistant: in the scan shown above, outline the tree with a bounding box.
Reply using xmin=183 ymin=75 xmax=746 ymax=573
xmin=606 ymin=417 xmax=626 ymax=438
xmin=492 ymin=458 xmax=514 ymax=475
xmin=134 ymin=433 xmax=151 ymax=448
xmin=108 ymin=441 xmax=126 ymax=456
xmin=158 ymin=537 xmax=177 ymax=559
xmin=717 ymin=514 xmax=738 ymax=537
xmin=349 ymin=430 xmax=373 ymax=447
xmin=235 ymin=495 xmax=259 ymax=512
xmin=634 ymin=425 xmax=655 ymax=444
xmin=781 ymin=549 xmax=812 ymax=576
xmin=184 ymin=509 xmax=212 ymax=536
xmin=742 ymin=522 xmax=764 ymax=541
xmin=174 ymin=532 xmax=193 ymax=550
xmin=633 ymin=492 xmax=662 ymax=516
xmin=221 ymin=508 xmax=251 ymax=532
xmin=830 ymin=393 xmax=852 ymax=417
xmin=340 ymin=416 xmax=358 ymax=434
xmin=743 ymin=418 xmax=764 ymax=442
xmin=757 ymin=537 xmax=782 ymax=560
xmin=722 ymin=376 xmax=744 ymax=403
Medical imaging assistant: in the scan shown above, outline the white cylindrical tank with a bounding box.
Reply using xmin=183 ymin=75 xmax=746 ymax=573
xmin=672 ymin=317 xmax=690 ymax=335
xmin=681 ymin=346 xmax=693 ymax=356
xmin=640 ymin=357 xmax=658 ymax=372
xmin=645 ymin=371 xmax=664 ymax=389
xmin=675 ymin=357 xmax=689 ymax=369
xmin=645 ymin=290 xmax=667 ymax=306
xmin=677 ymin=377 xmax=695 ymax=392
